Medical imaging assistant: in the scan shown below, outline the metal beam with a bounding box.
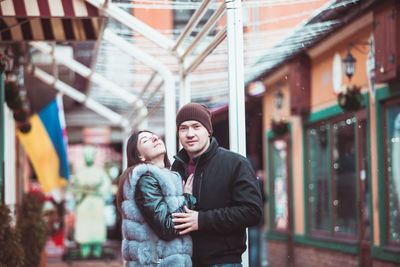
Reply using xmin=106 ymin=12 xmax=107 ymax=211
xmin=180 ymin=1 xmax=226 ymax=60
xmin=86 ymin=0 xmax=174 ymax=50
xmin=226 ymin=0 xmax=245 ymax=156
xmin=103 ymin=29 xmax=176 ymax=159
xmin=172 ymin=0 xmax=213 ymax=53
xmin=123 ymin=71 xmax=157 ymax=119
xmin=184 ymin=26 xmax=227 ymax=77
xmin=178 ymin=58 xmax=191 ymax=107
xmin=225 ymin=1 xmax=247 ymax=266
xmin=130 ymin=95 xmax=164 ymax=132
xmin=28 ymin=66 xmax=128 ymax=128
xmin=29 ymin=42 xmax=141 ymax=105
xmin=127 ymin=81 xmax=163 ymax=122
xmin=137 ymin=71 xmax=158 ymax=100
xmin=85 ymin=17 xmax=107 ymax=98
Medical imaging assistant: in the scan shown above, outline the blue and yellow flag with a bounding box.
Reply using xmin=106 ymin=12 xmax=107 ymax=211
xmin=17 ymin=96 xmax=69 ymax=193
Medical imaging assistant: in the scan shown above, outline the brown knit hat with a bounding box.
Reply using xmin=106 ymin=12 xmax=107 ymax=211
xmin=176 ymin=102 xmax=213 ymax=134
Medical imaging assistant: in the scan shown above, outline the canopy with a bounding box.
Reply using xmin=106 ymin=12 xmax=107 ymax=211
xmin=0 ymin=0 xmax=102 ymax=41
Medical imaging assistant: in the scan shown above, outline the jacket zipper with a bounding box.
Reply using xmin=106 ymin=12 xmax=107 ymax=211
xmin=196 ymin=172 xmax=203 ymax=205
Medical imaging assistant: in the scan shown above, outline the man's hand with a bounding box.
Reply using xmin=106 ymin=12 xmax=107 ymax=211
xmin=172 ymin=206 xmax=199 ymax=235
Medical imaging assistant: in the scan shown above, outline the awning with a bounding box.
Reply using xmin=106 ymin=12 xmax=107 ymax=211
xmin=0 ymin=0 xmax=103 ymax=41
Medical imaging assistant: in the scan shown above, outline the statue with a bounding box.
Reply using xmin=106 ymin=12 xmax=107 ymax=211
xmin=68 ymin=145 xmax=111 ymax=258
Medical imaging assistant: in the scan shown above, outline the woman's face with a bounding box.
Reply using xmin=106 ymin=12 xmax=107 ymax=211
xmin=137 ymin=131 xmax=166 ymax=162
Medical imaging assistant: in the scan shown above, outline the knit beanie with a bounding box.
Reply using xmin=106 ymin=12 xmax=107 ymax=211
xmin=176 ymin=102 xmax=213 ymax=134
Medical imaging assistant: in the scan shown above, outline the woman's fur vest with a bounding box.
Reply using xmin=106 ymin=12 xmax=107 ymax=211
xmin=121 ymin=164 xmax=192 ymax=267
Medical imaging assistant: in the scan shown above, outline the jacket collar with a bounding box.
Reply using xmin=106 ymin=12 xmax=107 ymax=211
xmin=174 ymin=137 xmax=219 ymax=167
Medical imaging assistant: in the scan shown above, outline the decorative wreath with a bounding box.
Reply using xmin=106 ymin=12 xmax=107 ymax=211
xmin=271 ymin=119 xmax=288 ymax=136
xmin=337 ymin=85 xmax=363 ymax=112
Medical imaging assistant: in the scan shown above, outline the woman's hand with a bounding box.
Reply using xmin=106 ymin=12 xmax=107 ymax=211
xmin=183 ymin=174 xmax=194 ymax=195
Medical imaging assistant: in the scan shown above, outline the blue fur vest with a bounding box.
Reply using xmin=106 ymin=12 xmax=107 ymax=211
xmin=121 ymin=164 xmax=192 ymax=267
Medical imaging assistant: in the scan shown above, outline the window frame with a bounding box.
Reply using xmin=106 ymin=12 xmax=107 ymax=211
xmin=306 ymin=112 xmax=360 ymax=241
xmin=305 ymin=120 xmax=331 ymax=238
xmin=373 ymin=85 xmax=400 ymax=263
xmin=382 ymin=96 xmax=400 ymax=248
xmin=268 ymin=135 xmax=291 ymax=234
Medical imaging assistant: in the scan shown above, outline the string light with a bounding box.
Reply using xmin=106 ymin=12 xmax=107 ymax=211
xmin=89 ymin=0 xmax=342 ymax=109
xmin=111 ymin=0 xmax=330 ymax=10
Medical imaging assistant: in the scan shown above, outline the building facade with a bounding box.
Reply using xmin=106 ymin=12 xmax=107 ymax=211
xmin=247 ymin=0 xmax=400 ymax=266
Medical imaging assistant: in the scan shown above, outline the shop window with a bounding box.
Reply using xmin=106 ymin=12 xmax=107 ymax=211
xmin=306 ymin=116 xmax=358 ymax=238
xmin=384 ymin=98 xmax=400 ymax=245
xmin=269 ymin=138 xmax=289 ymax=231
xmin=332 ymin=118 xmax=358 ymax=235
xmin=307 ymin=124 xmax=330 ymax=232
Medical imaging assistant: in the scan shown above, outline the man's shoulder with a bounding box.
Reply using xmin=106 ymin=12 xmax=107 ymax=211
xmin=216 ymin=147 xmax=248 ymax=162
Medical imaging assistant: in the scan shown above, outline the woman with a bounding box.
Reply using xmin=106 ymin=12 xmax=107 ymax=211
xmin=117 ymin=130 xmax=195 ymax=266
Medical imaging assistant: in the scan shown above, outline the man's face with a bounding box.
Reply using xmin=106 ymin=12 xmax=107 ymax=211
xmin=178 ymin=120 xmax=210 ymax=159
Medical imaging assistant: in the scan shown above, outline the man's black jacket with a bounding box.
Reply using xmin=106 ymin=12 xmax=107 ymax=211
xmin=172 ymin=137 xmax=263 ymax=266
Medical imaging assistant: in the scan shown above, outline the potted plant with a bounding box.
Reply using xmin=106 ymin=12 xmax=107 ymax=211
xmin=5 ymin=81 xmax=32 ymax=133
xmin=0 ymin=203 xmax=25 ymax=267
xmin=17 ymin=193 xmax=47 ymax=267
xmin=271 ymin=119 xmax=289 ymax=136
xmin=337 ymin=85 xmax=363 ymax=111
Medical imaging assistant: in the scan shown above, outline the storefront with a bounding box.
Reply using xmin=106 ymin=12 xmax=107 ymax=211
xmin=246 ymin=0 xmax=400 ymax=266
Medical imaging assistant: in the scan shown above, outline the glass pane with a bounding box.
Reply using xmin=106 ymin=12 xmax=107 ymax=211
xmin=271 ymin=139 xmax=288 ymax=230
xmin=307 ymin=125 xmax=330 ymax=232
xmin=386 ymin=102 xmax=400 ymax=243
xmin=172 ymin=0 xmax=215 ymax=38
xmin=332 ymin=117 xmax=357 ymax=235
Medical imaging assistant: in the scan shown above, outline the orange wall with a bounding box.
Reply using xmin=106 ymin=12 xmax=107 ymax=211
xmin=261 ymin=19 xmax=376 ymax=236
xmin=132 ymin=0 xmax=330 ymax=37
xmin=247 ymin=0 xmax=330 ymax=32
xmin=133 ymin=6 xmax=173 ymax=31
xmin=262 ymin=81 xmax=290 ymax=130
xmin=310 ymin=26 xmax=373 ymax=111
xmin=262 ymin=79 xmax=306 ymax=234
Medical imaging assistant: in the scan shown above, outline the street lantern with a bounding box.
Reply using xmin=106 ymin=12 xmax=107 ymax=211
xmin=342 ymin=51 xmax=356 ymax=80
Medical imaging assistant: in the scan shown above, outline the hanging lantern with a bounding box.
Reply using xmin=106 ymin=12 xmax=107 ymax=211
xmin=342 ymin=51 xmax=356 ymax=80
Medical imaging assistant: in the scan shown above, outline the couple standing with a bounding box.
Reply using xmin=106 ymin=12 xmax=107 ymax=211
xmin=117 ymin=103 xmax=263 ymax=267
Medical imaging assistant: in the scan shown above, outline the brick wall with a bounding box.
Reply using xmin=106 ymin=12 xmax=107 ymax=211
xmin=266 ymin=240 xmax=400 ymax=267
xmin=267 ymin=240 xmax=288 ymax=267
xmin=372 ymin=259 xmax=400 ymax=267
xmin=267 ymin=241 xmax=358 ymax=267
xmin=294 ymin=244 xmax=358 ymax=267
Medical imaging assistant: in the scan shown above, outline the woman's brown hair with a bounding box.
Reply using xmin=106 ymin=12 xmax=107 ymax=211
xmin=116 ymin=130 xmax=171 ymax=216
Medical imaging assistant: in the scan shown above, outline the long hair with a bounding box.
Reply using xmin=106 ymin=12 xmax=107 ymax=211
xmin=116 ymin=130 xmax=171 ymax=216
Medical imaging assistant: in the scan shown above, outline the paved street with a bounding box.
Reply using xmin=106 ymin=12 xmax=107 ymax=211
xmin=45 ymin=240 xmax=123 ymax=267
xmin=46 ymin=259 xmax=123 ymax=267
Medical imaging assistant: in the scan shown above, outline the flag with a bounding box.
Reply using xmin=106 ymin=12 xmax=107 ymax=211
xmin=17 ymin=96 xmax=69 ymax=193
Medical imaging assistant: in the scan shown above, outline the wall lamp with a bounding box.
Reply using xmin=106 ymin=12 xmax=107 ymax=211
xmin=275 ymin=89 xmax=283 ymax=110
xmin=342 ymin=41 xmax=373 ymax=81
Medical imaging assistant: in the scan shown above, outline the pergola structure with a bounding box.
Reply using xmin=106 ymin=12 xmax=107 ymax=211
xmin=2 ymin=0 xmax=248 ymax=263
xmin=1 ymin=0 xmax=247 ymax=162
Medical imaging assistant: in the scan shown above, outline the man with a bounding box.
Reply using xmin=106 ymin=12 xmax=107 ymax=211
xmin=171 ymin=102 xmax=263 ymax=267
